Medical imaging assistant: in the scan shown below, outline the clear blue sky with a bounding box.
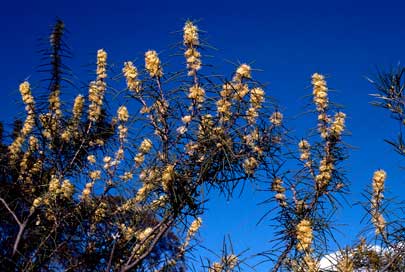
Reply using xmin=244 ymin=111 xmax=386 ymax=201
xmin=1 ymin=0 xmax=405 ymax=269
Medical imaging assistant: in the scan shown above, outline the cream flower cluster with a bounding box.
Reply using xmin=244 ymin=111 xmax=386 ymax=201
xmin=9 ymin=82 xmax=36 ymax=160
xmin=61 ymin=94 xmax=85 ymax=142
xmin=188 ymin=84 xmax=205 ymax=104
xmin=183 ymin=21 xmax=199 ymax=46
xmin=183 ymin=21 xmax=201 ymax=76
xmin=88 ymin=50 xmax=107 ymax=122
xmin=48 ymin=176 xmax=74 ymax=200
xmin=243 ymin=156 xmax=258 ymax=175
xmin=296 ymin=219 xmax=313 ymax=251
xmin=209 ymin=254 xmax=238 ymax=272
xmin=233 ymin=64 xmax=251 ymax=82
xmin=123 ymin=61 xmax=141 ymax=93
xmin=246 ymin=86 xmax=264 ymax=125
xmin=312 ymin=73 xmax=328 ymax=112
xmin=117 ymin=106 xmax=129 ymax=122
xmin=96 ymin=49 xmax=107 ymax=79
xmin=315 ymin=157 xmax=334 ymax=189
xmin=181 ymin=217 xmax=202 ymax=251
xmin=133 ymin=139 xmax=153 ymax=168
xmin=330 ymin=112 xmax=346 ymax=137
xmin=371 ymin=170 xmax=387 ymax=234
xmin=48 ymin=89 xmax=62 ymax=118
xmin=216 ymin=83 xmax=234 ymax=123
xmin=272 ymin=178 xmax=287 ymax=207
xmin=88 ymin=81 xmax=104 ymax=122
xmin=145 ymin=50 xmax=163 ymax=78
xmin=162 ymin=164 xmax=175 ymax=192
xmin=298 ymin=140 xmax=311 ymax=161
xmin=270 ymin=111 xmax=283 ymax=126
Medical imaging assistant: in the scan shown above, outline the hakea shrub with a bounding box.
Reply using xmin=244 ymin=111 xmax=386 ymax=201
xmin=260 ymin=72 xmax=350 ymax=272
xmin=0 ymin=19 xmax=284 ymax=271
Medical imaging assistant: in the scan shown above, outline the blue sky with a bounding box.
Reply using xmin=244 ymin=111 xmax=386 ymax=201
xmin=1 ymin=0 xmax=405 ymax=269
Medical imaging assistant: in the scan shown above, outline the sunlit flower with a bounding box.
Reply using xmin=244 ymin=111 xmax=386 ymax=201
xmin=117 ymin=106 xmax=129 ymax=122
xmin=145 ymin=50 xmax=163 ymax=78
xmin=233 ymin=64 xmax=251 ymax=81
xmin=188 ymin=84 xmax=205 ymax=103
xmin=330 ymin=112 xmax=346 ymax=137
xmin=61 ymin=179 xmax=74 ymax=199
xmin=270 ymin=111 xmax=283 ymax=126
xmin=87 ymin=155 xmax=96 ymax=164
xmin=296 ymin=219 xmax=313 ymax=251
xmin=183 ymin=21 xmax=199 ymax=46
xmin=243 ymin=157 xmax=258 ymax=175
xmin=312 ymin=73 xmax=328 ymax=112
xmin=123 ymin=61 xmax=141 ymax=92
xmin=139 ymin=138 xmax=153 ymax=154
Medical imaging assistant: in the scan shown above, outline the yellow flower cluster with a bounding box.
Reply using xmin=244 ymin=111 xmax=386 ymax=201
xmin=30 ymin=197 xmax=43 ymax=213
xmin=87 ymin=155 xmax=96 ymax=164
xmin=117 ymin=106 xmax=129 ymax=122
xmin=330 ymin=112 xmax=346 ymax=137
xmin=123 ymin=61 xmax=141 ymax=93
xmin=216 ymin=84 xmax=233 ymax=122
xmin=89 ymin=170 xmax=101 ymax=180
xmin=20 ymin=81 xmax=35 ymax=106
xmin=246 ymin=87 xmax=264 ymax=125
xmin=61 ymin=179 xmax=75 ymax=199
xmin=183 ymin=21 xmax=199 ymax=46
xmin=18 ymin=136 xmax=39 ymax=183
xmin=315 ymin=157 xmax=334 ymax=189
xmin=96 ymin=49 xmax=107 ymax=79
xmin=88 ymin=81 xmax=104 ymax=122
xmin=270 ymin=111 xmax=283 ymax=126
xmin=217 ymin=100 xmax=232 ymax=117
xmin=118 ymin=124 xmax=128 ymax=141
xmin=188 ymin=84 xmax=205 ymax=103
xmin=209 ymin=262 xmax=223 ymax=272
xmin=182 ymin=115 xmax=192 ymax=124
xmin=133 ymin=139 xmax=152 ymax=167
xmin=181 ymin=217 xmax=202 ymax=251
xmin=209 ymin=254 xmax=238 ymax=272
xmin=371 ymin=170 xmax=386 ymax=235
xmin=233 ymin=64 xmax=251 ymax=82
xmin=9 ymin=82 xmax=36 ymax=160
xmin=48 ymin=89 xmax=62 ymax=118
xmin=73 ymin=94 xmax=85 ymax=120
xmin=183 ymin=21 xmax=201 ymax=76
xmin=162 ymin=164 xmax=175 ymax=191
xmin=145 ymin=50 xmax=163 ymax=78
xmin=139 ymin=138 xmax=153 ymax=154
xmin=233 ymin=83 xmax=249 ymax=101
xmin=250 ymin=87 xmax=265 ymax=108
xmin=88 ymin=49 xmax=107 ymax=122
xmin=93 ymin=202 xmax=107 ymax=222
xmin=296 ymin=219 xmax=313 ymax=251
xmin=188 ymin=217 xmax=202 ymax=237
xmin=272 ymin=178 xmax=287 ymax=207
xmin=47 ymin=176 xmax=74 ymax=200
xmin=61 ymin=94 xmax=85 ymax=142
xmin=298 ymin=140 xmax=311 ymax=161
xmin=243 ymin=156 xmax=258 ymax=175
xmin=119 ymin=171 xmax=133 ymax=181
xmin=81 ymin=182 xmax=94 ymax=200
xmin=312 ymin=73 xmax=328 ymax=112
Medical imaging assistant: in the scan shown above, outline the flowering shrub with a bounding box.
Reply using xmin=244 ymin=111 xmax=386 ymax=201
xmin=0 ymin=19 xmax=404 ymax=272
